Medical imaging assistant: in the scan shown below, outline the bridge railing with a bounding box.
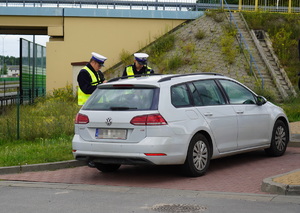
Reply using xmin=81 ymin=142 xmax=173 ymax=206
xmin=0 ymin=0 xmax=299 ymax=13
xmin=0 ymin=0 xmax=218 ymax=11
xmin=238 ymin=0 xmax=300 ymax=13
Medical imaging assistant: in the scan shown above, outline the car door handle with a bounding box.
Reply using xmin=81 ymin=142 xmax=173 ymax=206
xmin=204 ymin=112 xmax=213 ymax=117
xmin=236 ymin=111 xmax=244 ymax=114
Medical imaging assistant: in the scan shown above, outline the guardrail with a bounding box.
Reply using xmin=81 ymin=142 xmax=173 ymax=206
xmin=0 ymin=82 xmax=45 ymax=111
xmin=0 ymin=80 xmax=19 ymax=108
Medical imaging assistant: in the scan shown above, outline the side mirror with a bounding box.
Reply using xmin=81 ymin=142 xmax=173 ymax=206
xmin=256 ymin=96 xmax=267 ymax=106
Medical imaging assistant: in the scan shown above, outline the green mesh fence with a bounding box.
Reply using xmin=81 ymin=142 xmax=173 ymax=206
xmin=20 ymin=38 xmax=46 ymax=103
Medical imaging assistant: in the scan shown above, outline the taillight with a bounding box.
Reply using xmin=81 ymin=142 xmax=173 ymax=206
xmin=130 ymin=114 xmax=167 ymax=126
xmin=75 ymin=113 xmax=89 ymax=124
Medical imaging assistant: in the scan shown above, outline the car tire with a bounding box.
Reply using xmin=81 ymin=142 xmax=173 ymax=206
xmin=182 ymin=133 xmax=211 ymax=177
xmin=95 ymin=163 xmax=121 ymax=173
xmin=265 ymin=120 xmax=289 ymax=157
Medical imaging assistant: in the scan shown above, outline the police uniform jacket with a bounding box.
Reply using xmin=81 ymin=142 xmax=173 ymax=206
xmin=122 ymin=64 xmax=154 ymax=77
xmin=77 ymin=63 xmax=105 ymax=94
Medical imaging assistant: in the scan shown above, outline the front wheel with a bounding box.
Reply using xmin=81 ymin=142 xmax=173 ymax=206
xmin=265 ymin=120 xmax=289 ymax=157
xmin=95 ymin=163 xmax=121 ymax=173
xmin=182 ymin=134 xmax=211 ymax=177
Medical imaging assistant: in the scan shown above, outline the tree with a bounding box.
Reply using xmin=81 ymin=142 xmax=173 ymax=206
xmin=2 ymin=63 xmax=8 ymax=75
xmin=0 ymin=63 xmax=8 ymax=75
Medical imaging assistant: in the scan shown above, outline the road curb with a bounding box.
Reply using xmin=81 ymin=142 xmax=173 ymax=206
xmin=290 ymin=134 xmax=300 ymax=147
xmin=261 ymin=169 xmax=300 ymax=195
xmin=0 ymin=160 xmax=86 ymax=175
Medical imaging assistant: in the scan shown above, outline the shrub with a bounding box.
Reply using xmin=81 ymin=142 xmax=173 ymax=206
xmin=272 ymin=28 xmax=297 ymax=65
xmin=167 ymin=54 xmax=185 ymax=71
xmin=149 ymin=34 xmax=175 ymax=60
xmin=182 ymin=43 xmax=196 ymax=55
xmin=206 ymin=9 xmax=224 ymax=23
xmin=119 ymin=49 xmax=132 ymax=66
xmin=195 ymin=29 xmax=205 ymax=40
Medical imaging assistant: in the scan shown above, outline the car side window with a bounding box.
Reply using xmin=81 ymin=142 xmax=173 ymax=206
xmin=192 ymin=80 xmax=225 ymax=106
xmin=219 ymin=80 xmax=256 ymax=104
xmin=187 ymin=83 xmax=202 ymax=106
xmin=171 ymin=84 xmax=191 ymax=107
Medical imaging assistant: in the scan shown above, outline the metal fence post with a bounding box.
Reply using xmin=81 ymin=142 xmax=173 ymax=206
xmin=17 ymin=88 xmax=20 ymax=140
xmin=288 ymin=0 xmax=292 ymax=13
xmin=238 ymin=0 xmax=242 ymax=11
xmin=255 ymin=0 xmax=259 ymax=11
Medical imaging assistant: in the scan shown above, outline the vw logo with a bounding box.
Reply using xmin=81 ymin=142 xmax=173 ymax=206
xmin=106 ymin=117 xmax=112 ymax=126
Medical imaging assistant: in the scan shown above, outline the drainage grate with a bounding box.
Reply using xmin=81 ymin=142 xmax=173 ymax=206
xmin=152 ymin=204 xmax=207 ymax=212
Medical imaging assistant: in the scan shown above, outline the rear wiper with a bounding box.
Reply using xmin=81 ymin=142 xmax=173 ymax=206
xmin=110 ymin=107 xmax=137 ymax=110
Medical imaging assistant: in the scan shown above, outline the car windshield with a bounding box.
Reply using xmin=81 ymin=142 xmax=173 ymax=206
xmin=82 ymin=87 xmax=157 ymax=110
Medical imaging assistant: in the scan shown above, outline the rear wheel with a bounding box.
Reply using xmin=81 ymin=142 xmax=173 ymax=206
xmin=182 ymin=134 xmax=211 ymax=177
xmin=265 ymin=120 xmax=289 ymax=157
xmin=95 ymin=163 xmax=121 ymax=173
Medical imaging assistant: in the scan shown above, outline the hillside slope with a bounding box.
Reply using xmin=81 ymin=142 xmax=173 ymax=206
xmin=105 ymin=11 xmax=280 ymax=100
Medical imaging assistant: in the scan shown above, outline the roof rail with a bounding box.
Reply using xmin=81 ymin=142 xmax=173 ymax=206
xmin=107 ymin=73 xmax=162 ymax=83
xmin=158 ymin=72 xmax=223 ymax=82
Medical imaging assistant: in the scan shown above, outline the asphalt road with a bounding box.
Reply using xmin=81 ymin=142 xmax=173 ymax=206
xmin=0 ymin=181 xmax=300 ymax=213
xmin=0 ymin=147 xmax=300 ymax=213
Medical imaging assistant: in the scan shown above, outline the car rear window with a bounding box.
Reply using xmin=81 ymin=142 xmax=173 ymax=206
xmin=82 ymin=87 xmax=158 ymax=110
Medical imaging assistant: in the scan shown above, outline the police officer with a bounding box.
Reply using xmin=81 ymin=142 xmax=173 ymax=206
xmin=122 ymin=53 xmax=154 ymax=77
xmin=77 ymin=52 xmax=107 ymax=105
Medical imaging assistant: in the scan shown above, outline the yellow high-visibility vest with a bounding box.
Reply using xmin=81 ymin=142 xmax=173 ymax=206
xmin=126 ymin=66 xmax=152 ymax=78
xmin=78 ymin=66 xmax=99 ymax=105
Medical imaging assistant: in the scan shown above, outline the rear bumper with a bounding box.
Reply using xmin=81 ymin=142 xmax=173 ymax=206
xmin=76 ymin=155 xmax=154 ymax=165
xmin=72 ymin=134 xmax=188 ymax=165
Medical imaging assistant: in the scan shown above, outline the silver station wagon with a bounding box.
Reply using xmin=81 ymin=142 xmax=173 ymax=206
xmin=72 ymin=73 xmax=290 ymax=177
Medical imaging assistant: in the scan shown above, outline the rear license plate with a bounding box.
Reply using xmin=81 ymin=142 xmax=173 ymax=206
xmin=95 ymin=128 xmax=127 ymax=140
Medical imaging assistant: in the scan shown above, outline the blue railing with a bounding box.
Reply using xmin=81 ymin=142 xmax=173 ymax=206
xmin=223 ymin=0 xmax=264 ymax=89
xmin=0 ymin=0 xmax=223 ymax=11
xmin=0 ymin=0 xmax=299 ymax=13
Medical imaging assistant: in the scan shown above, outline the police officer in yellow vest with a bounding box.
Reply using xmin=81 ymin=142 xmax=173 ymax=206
xmin=122 ymin=53 xmax=154 ymax=77
xmin=77 ymin=52 xmax=107 ymax=105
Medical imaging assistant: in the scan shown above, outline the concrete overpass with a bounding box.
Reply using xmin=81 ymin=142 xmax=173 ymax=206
xmin=0 ymin=3 xmax=204 ymax=92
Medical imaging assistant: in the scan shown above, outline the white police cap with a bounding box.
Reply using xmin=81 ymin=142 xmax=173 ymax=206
xmin=134 ymin=53 xmax=149 ymax=65
xmin=91 ymin=52 xmax=107 ymax=66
